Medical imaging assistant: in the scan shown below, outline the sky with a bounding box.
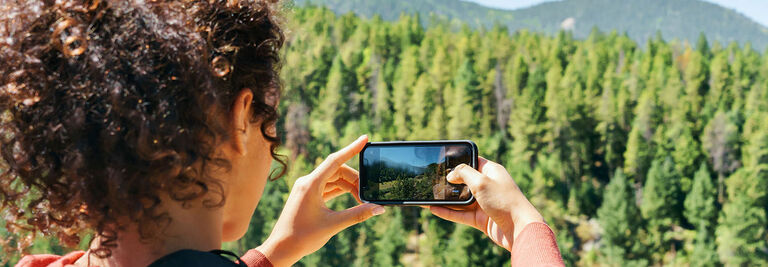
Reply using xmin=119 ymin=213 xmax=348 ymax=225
xmin=367 ymin=146 xmax=443 ymax=168
xmin=463 ymin=0 xmax=768 ymax=28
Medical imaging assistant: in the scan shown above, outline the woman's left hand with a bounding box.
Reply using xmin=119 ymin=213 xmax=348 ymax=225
xmin=256 ymin=135 xmax=384 ymax=266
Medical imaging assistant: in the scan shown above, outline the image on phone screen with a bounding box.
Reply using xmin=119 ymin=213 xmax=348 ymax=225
xmin=361 ymin=143 xmax=473 ymax=202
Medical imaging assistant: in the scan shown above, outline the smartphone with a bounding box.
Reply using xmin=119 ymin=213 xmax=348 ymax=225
xmin=359 ymin=140 xmax=477 ymax=205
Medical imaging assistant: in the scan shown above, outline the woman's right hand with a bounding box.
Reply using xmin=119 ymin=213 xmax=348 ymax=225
xmin=426 ymin=156 xmax=545 ymax=251
xmin=256 ymin=135 xmax=385 ymax=266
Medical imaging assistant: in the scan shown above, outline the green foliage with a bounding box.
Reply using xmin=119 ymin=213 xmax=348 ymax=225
xmin=640 ymin=158 xmax=682 ymax=261
xmin=295 ymin=0 xmax=768 ymax=50
xmin=597 ymin=169 xmax=646 ymax=266
xmin=715 ymin=171 xmax=768 ymax=266
xmin=685 ymin=163 xmax=717 ymax=230
xmin=372 ymin=208 xmax=406 ymax=266
xmin=690 ymin=222 xmax=719 ymax=267
xmin=716 ymin=116 xmax=768 ymax=266
xmin=446 ymin=60 xmax=476 ymax=139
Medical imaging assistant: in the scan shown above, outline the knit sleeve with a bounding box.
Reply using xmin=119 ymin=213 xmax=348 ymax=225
xmin=14 ymin=251 xmax=85 ymax=267
xmin=240 ymin=249 xmax=274 ymax=267
xmin=510 ymin=222 xmax=565 ymax=267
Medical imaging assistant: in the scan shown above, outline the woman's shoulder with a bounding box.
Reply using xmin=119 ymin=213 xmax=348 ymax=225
xmin=15 ymin=251 xmax=85 ymax=267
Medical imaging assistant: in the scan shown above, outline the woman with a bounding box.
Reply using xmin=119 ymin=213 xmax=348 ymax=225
xmin=1 ymin=0 xmax=564 ymax=266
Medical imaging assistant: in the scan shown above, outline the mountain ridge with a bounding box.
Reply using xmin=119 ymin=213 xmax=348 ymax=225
xmin=293 ymin=0 xmax=768 ymax=50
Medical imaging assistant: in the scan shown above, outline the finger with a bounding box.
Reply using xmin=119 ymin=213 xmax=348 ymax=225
xmin=477 ymin=156 xmax=490 ymax=172
xmin=446 ymin=164 xmax=485 ymax=188
xmin=477 ymin=156 xmax=506 ymax=177
xmin=323 ymin=178 xmax=362 ymax=203
xmin=337 ymin=164 xmax=359 ymax=185
xmin=323 ymin=188 xmax=346 ymax=202
xmin=337 ymin=165 xmax=362 ymax=203
xmin=429 ymin=206 xmax=478 ymax=229
xmin=310 ymin=135 xmax=368 ymax=184
xmin=332 ymin=203 xmax=385 ymax=231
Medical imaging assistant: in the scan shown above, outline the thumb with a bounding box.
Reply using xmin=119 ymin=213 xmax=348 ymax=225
xmin=447 ymin=164 xmax=484 ymax=188
xmin=333 ymin=203 xmax=386 ymax=231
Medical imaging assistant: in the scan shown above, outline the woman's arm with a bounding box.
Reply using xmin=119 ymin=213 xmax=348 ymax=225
xmin=427 ymin=157 xmax=564 ymax=266
xmin=240 ymin=249 xmax=273 ymax=267
xmin=511 ymin=222 xmax=563 ymax=266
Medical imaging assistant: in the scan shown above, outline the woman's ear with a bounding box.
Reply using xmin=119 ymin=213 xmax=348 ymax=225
xmin=230 ymin=89 xmax=253 ymax=156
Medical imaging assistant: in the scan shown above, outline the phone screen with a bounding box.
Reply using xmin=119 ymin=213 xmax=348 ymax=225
xmin=360 ymin=142 xmax=474 ymax=203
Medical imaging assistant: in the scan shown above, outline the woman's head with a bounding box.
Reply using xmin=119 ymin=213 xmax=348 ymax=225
xmin=0 ymin=0 xmax=284 ymax=256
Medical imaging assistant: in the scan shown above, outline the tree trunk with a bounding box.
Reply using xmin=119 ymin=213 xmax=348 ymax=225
xmin=717 ymin=172 xmax=724 ymax=204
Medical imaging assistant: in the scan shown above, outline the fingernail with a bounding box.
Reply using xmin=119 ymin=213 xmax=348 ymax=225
xmin=359 ymin=134 xmax=368 ymax=140
xmin=372 ymin=205 xmax=385 ymax=215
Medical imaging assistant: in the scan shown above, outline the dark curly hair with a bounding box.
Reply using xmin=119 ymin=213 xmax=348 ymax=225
xmin=0 ymin=0 xmax=285 ymax=258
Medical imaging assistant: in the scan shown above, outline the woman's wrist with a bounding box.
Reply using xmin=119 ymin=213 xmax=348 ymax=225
xmin=509 ymin=201 xmax=546 ymax=240
xmin=256 ymin=236 xmax=299 ymax=267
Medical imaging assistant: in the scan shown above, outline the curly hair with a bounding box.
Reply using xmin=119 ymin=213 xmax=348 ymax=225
xmin=0 ymin=0 xmax=285 ymax=258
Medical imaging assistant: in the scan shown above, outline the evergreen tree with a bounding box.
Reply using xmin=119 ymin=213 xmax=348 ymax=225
xmin=715 ymin=115 xmax=768 ymax=266
xmin=703 ymin=52 xmax=730 ymax=116
xmin=670 ymin=122 xmax=701 ymax=192
xmin=372 ymin=208 xmax=406 ymax=266
xmin=690 ymin=222 xmax=719 ymax=267
xmin=371 ymin=55 xmax=392 ymax=134
xmin=682 ymin=49 xmax=707 ymax=127
xmin=624 ymin=89 xmax=657 ymax=183
xmin=443 ymin=224 xmax=472 ymax=267
xmin=641 ymin=158 xmax=682 ymax=261
xmin=310 ymin=55 xmax=351 ymax=150
xmin=406 ymin=74 xmax=433 ymax=138
xmin=597 ymin=169 xmax=646 ymax=266
xmin=701 ymin=109 xmax=740 ymax=203
xmin=684 ymin=163 xmax=717 ymax=230
xmin=391 ymin=46 xmax=419 ymax=139
xmin=685 ymin=163 xmax=720 ymax=267
xmin=446 ymin=60 xmax=477 ymax=139
xmin=715 ymin=171 xmax=768 ymax=266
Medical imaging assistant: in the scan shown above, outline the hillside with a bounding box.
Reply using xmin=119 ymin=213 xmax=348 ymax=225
xmin=292 ymin=0 xmax=768 ymax=50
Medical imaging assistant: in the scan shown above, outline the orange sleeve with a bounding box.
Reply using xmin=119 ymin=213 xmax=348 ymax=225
xmin=15 ymin=251 xmax=85 ymax=267
xmin=510 ymin=222 xmax=565 ymax=267
xmin=240 ymin=249 xmax=273 ymax=267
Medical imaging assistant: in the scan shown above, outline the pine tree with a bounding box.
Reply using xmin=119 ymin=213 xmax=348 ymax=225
xmin=443 ymin=224 xmax=472 ymax=267
xmin=310 ymin=55 xmax=350 ymax=149
xmin=371 ymin=55 xmax=392 ymax=135
xmin=406 ymin=73 xmax=431 ymax=138
xmin=419 ymin=210 xmax=452 ymax=266
xmin=597 ymin=169 xmax=646 ymax=266
xmin=372 ymin=208 xmax=406 ymax=266
xmin=703 ymin=52 xmax=730 ymax=116
xmin=716 ymin=116 xmax=768 ymax=266
xmin=624 ymin=88 xmax=657 ymax=183
xmin=446 ymin=60 xmax=477 ymax=139
xmin=670 ymin=122 xmax=701 ymax=192
xmin=684 ymin=163 xmax=717 ymax=230
xmin=391 ymin=46 xmax=419 ymax=139
xmin=690 ymin=222 xmax=719 ymax=267
xmin=682 ymin=49 xmax=707 ymax=127
xmin=685 ymin=164 xmax=719 ymax=266
xmin=596 ymin=62 xmax=626 ymax=171
xmin=716 ymin=171 xmax=768 ymax=266
xmin=701 ymin=109 xmax=740 ymax=203
xmin=640 ymin=157 xmax=682 ymax=261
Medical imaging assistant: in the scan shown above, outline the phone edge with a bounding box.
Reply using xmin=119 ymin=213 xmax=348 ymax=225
xmin=359 ymin=140 xmax=478 ymax=206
